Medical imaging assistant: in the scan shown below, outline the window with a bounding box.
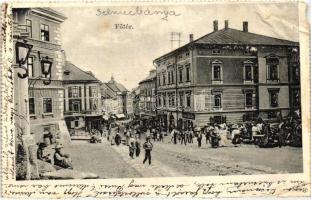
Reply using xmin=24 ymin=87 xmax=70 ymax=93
xmin=163 ymin=94 xmax=166 ymax=106
xmin=179 ymin=92 xmax=184 ymax=107
xmin=186 ymin=51 xmax=190 ymax=56
xmin=89 ymin=86 xmax=97 ymax=97
xmin=69 ymin=99 xmax=81 ymax=112
xmin=186 ymin=92 xmax=191 ymax=107
xmin=27 ymin=57 xmax=34 ymax=78
xmin=179 ymin=68 xmax=183 ymax=83
xmin=267 ymin=57 xmax=279 ymax=81
xmin=245 ymin=92 xmax=253 ymax=108
xmin=158 ymin=74 xmax=161 ymax=86
xmin=171 ymin=93 xmax=175 ymax=107
xmin=162 ymin=73 xmax=166 ymax=85
xmin=43 ymin=98 xmax=52 ymax=113
xmin=89 ymin=99 xmax=97 ymax=110
xmin=213 ymin=65 xmax=221 ymax=80
xmin=29 ymin=98 xmax=35 ymax=114
xmin=212 ymin=49 xmax=221 ymax=54
xmin=214 ymin=94 xmax=222 ymax=109
xmin=158 ymin=95 xmax=162 ymax=106
xmin=212 ymin=60 xmax=222 ymax=82
xmin=68 ymin=86 xmax=80 ymax=98
xmin=171 ymin=71 xmax=174 ymax=84
xmin=168 ymin=71 xmax=171 ymax=84
xmin=244 ymin=63 xmax=253 ymax=81
xmin=40 ymin=24 xmax=49 ymax=41
xmin=26 ymin=19 xmax=32 ymax=38
xmin=75 ymin=120 xmax=79 ymax=127
xmin=186 ymin=65 xmax=190 ymax=82
xmin=268 ymin=89 xmax=279 ymax=107
xmin=168 ymin=94 xmax=172 ymax=107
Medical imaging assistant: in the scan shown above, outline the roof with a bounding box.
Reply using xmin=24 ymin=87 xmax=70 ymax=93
xmin=154 ymin=27 xmax=298 ymax=62
xmin=63 ymin=61 xmax=100 ymax=83
xmin=139 ymin=70 xmax=156 ymax=85
xmin=106 ymin=76 xmax=128 ymax=93
xmin=195 ymin=28 xmax=298 ymax=46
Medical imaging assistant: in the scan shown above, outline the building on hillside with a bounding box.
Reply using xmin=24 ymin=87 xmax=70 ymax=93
xmin=63 ymin=61 xmax=102 ymax=134
xmin=154 ymin=20 xmax=300 ymax=129
xmin=13 ymin=8 xmax=70 ymax=144
xmin=138 ymin=69 xmax=157 ymax=125
xmin=100 ymin=76 xmax=130 ymax=119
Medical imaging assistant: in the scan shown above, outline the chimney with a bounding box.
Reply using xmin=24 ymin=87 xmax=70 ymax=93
xmin=213 ymin=20 xmax=218 ymax=32
xmin=243 ymin=21 xmax=248 ymax=32
xmin=189 ymin=34 xmax=194 ymax=42
xmin=224 ymin=20 xmax=229 ymax=29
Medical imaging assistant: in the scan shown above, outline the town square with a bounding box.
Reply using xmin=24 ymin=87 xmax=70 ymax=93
xmin=11 ymin=5 xmax=302 ymax=180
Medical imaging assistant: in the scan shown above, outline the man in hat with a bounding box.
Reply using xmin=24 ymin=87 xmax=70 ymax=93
xmin=143 ymin=136 xmax=153 ymax=165
xmin=37 ymin=143 xmax=51 ymax=163
xmin=53 ymin=144 xmax=73 ymax=169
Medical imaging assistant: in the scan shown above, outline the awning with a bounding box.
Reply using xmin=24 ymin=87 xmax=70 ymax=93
xmin=116 ymin=114 xmax=126 ymax=119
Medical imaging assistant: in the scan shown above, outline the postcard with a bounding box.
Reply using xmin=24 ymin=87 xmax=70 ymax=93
xmin=1 ymin=0 xmax=310 ymax=198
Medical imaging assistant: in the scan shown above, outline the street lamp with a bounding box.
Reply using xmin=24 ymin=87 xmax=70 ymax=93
xmin=40 ymin=56 xmax=52 ymax=85
xmin=15 ymin=40 xmax=33 ymax=79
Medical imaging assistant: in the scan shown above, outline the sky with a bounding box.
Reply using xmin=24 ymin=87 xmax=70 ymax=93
xmin=55 ymin=3 xmax=299 ymax=90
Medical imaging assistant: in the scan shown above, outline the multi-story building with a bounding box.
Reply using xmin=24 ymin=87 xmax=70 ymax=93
xmin=138 ymin=69 xmax=157 ymax=124
xmin=131 ymin=86 xmax=141 ymax=117
xmin=154 ymin=20 xmax=300 ymax=128
xmin=63 ymin=61 xmax=103 ymax=133
xmin=13 ymin=8 xmax=70 ymax=143
xmin=100 ymin=76 xmax=130 ymax=119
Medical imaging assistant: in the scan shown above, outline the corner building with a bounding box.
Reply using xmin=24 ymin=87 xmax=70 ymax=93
xmin=13 ymin=8 xmax=70 ymax=143
xmin=154 ymin=20 xmax=300 ymax=128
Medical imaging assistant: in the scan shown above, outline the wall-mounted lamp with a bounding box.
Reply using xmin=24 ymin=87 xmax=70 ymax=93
xmin=15 ymin=40 xmax=33 ymax=79
xmin=38 ymin=51 xmax=53 ymax=85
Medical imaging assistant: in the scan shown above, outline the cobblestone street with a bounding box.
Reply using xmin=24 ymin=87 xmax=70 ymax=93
xmin=62 ymin=136 xmax=303 ymax=179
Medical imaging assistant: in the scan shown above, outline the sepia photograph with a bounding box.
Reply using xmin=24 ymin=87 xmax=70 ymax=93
xmin=10 ymin=2 xmax=304 ymax=183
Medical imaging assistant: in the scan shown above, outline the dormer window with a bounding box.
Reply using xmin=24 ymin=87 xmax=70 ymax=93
xmin=64 ymin=70 xmax=70 ymax=75
xmin=212 ymin=49 xmax=221 ymax=55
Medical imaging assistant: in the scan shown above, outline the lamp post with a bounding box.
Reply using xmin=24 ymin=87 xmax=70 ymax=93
xmin=15 ymin=40 xmax=33 ymax=78
xmin=14 ymin=40 xmax=34 ymax=180
xmin=40 ymin=56 xmax=52 ymax=85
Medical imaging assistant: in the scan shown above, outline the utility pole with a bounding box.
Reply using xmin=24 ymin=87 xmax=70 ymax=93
xmin=170 ymin=32 xmax=181 ymax=50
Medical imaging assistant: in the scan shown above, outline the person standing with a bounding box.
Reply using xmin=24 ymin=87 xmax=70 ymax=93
xmin=129 ymin=135 xmax=136 ymax=159
xmin=196 ymin=127 xmax=202 ymax=147
xmin=172 ymin=128 xmax=178 ymax=144
xmin=180 ymin=129 xmax=186 ymax=145
xmin=143 ymin=136 xmax=153 ymax=165
xmin=135 ymin=135 xmax=141 ymax=157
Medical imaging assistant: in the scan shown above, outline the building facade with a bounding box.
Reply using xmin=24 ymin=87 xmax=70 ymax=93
xmin=13 ymin=8 xmax=70 ymax=144
xmin=63 ymin=61 xmax=103 ymax=133
xmin=138 ymin=69 xmax=157 ymax=123
xmin=100 ymin=76 xmax=130 ymax=118
xmin=154 ymin=20 xmax=300 ymax=128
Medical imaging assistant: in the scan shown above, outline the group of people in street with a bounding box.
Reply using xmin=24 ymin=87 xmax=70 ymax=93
xmin=103 ymin=121 xmax=154 ymax=165
xmin=143 ymin=111 xmax=302 ymax=149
